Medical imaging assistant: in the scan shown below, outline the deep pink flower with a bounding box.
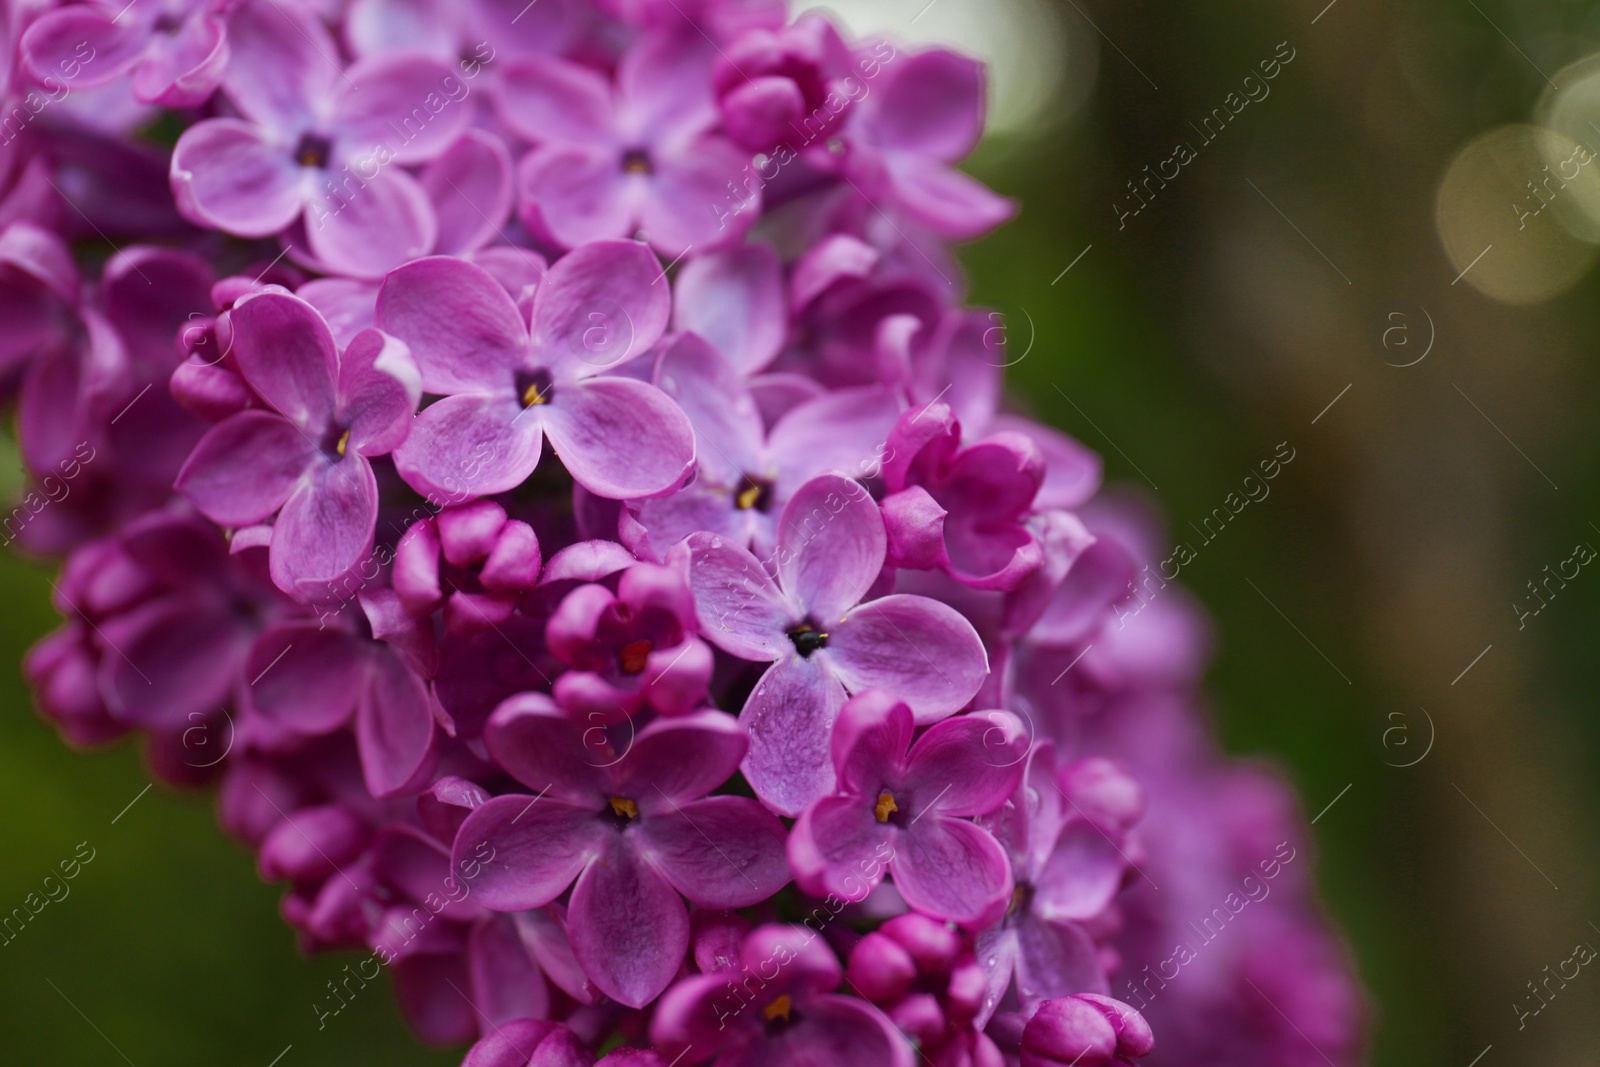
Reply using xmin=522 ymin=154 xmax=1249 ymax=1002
xmin=170 ymin=0 xmax=470 ymax=276
xmin=788 ymin=690 xmax=1025 ymax=926
xmin=841 ymin=48 xmax=1015 ymax=240
xmin=975 ymin=747 xmax=1141 ymax=1027
xmin=880 ymin=401 xmax=1046 ymax=591
xmin=376 ymin=239 xmax=696 ymax=502
xmin=685 ymin=473 xmax=988 ymax=814
xmin=176 ymin=288 xmax=420 ymax=599
xmin=545 ymin=561 xmax=713 ymax=721
xmin=651 ymin=924 xmax=914 ymax=1067
xmin=497 ymin=33 xmax=757 ymax=254
xmin=20 ymin=0 xmax=230 ymax=108
xmin=451 ymin=697 xmax=789 ymax=1006
xmin=622 ymin=332 xmax=899 ymax=562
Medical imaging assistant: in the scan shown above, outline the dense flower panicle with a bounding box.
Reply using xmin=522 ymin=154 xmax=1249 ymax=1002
xmin=0 ymin=0 xmax=1364 ymax=1064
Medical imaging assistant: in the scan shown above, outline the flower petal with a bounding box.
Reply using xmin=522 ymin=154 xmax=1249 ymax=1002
xmin=885 ymin=156 xmax=1015 ymax=240
xmin=858 ymin=49 xmax=985 ymax=162
xmin=223 ymin=0 xmax=338 ymax=130
xmin=529 ymin=239 xmax=670 ymax=377
xmin=684 ymin=532 xmax=793 ymax=661
xmin=1013 ymin=913 xmax=1107 ymax=1009
xmin=421 ymin=130 xmax=515 ymax=256
xmin=244 ymin=622 xmax=365 ymax=735
xmin=469 ymin=913 xmax=551 ymax=1029
xmin=653 ymin=331 xmax=763 ymax=483
xmin=567 ymin=834 xmax=689 ymax=1007
xmin=769 ymin=386 xmax=901 ymax=496
xmin=893 ymin=817 xmax=1012 ymax=927
xmin=902 ymin=711 xmax=1027 ymax=818
xmin=636 ymin=795 xmax=790 ymax=907
xmin=338 ymin=328 xmax=421 ymax=455
xmin=776 ymin=473 xmax=883 ymax=622
xmin=452 ymin=794 xmax=607 ymax=911
xmin=269 ymin=455 xmax=379 ymax=593
xmin=541 ymin=376 xmax=694 ymax=499
xmin=175 ymin=411 xmax=315 ymax=526
xmin=356 ymin=647 xmax=440 ymax=798
xmin=638 ymin=136 xmax=758 ymax=255
xmin=230 ymin=288 xmax=339 ymax=429
xmin=515 ymin=144 xmax=634 ymax=250
xmin=826 ymin=594 xmax=987 ymax=721
xmin=20 ymin=8 xmax=141 ymax=90
xmin=334 ymin=52 xmax=473 ymax=165
xmin=1033 ymin=820 xmax=1127 ymax=923
xmin=171 ymin=118 xmax=303 ymax=237
xmin=483 ymin=692 xmax=606 ymax=803
xmin=615 ymin=710 xmax=748 ymax=807
xmin=392 ymin=391 xmax=542 ymax=502
xmin=494 ymin=56 xmax=619 ymax=146
xmin=773 ymin=996 xmax=915 ymax=1067
xmin=377 ymin=254 xmax=527 ymax=394
xmin=305 ymin=168 xmax=437 ymax=280
xmin=740 ymin=655 xmax=847 ymax=816
xmin=673 ymin=243 xmax=786 ymax=374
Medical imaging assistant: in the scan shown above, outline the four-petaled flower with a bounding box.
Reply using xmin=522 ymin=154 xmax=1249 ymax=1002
xmin=789 ymin=689 xmax=1027 ymax=926
xmin=686 ymin=472 xmax=989 ymax=815
xmin=176 ymin=288 xmax=420 ymax=600
xmin=377 ymin=239 xmax=696 ymax=503
xmin=451 ymin=695 xmax=790 ymax=1007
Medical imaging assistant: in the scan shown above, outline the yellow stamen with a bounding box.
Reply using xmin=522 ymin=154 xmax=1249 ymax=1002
xmin=762 ymin=994 xmax=793 ymax=1023
xmin=1009 ymin=885 xmax=1025 ymax=915
xmin=874 ymin=791 xmax=898 ymax=824
xmin=619 ymin=639 xmax=652 ymax=675
xmin=335 ymin=429 xmax=350 ymax=456
xmin=522 ymin=382 xmax=548 ymax=406
xmin=736 ymin=483 xmax=762 ymax=510
xmin=608 ymin=796 xmax=639 ymax=820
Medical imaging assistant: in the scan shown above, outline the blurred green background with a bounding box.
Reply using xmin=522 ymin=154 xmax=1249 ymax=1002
xmin=4 ymin=0 xmax=1600 ymax=1064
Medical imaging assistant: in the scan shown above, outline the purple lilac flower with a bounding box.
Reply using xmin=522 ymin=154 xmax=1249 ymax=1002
xmin=170 ymin=0 xmax=470 ymax=277
xmin=880 ymin=401 xmax=1047 ymax=591
xmin=622 ymin=331 xmax=899 ymax=561
xmin=452 ymin=697 xmax=789 ymax=1006
xmin=841 ymin=48 xmax=1015 ymax=240
xmin=788 ymin=689 xmax=1025 ymax=925
xmin=685 ymin=472 xmax=989 ymax=814
xmin=393 ymin=499 xmax=543 ymax=634
xmin=20 ymin=0 xmax=230 ymax=108
xmin=976 ymin=747 xmax=1142 ymax=1028
xmin=651 ymin=923 xmax=915 ymax=1067
xmin=176 ymin=288 xmax=420 ymax=599
xmin=545 ymin=560 xmax=713 ymax=721
xmin=376 ymin=239 xmax=696 ymax=502
xmin=497 ymin=32 xmax=757 ymax=254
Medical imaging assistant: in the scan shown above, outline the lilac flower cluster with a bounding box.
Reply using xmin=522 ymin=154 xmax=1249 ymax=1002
xmin=1 ymin=0 xmax=1365 ymax=1063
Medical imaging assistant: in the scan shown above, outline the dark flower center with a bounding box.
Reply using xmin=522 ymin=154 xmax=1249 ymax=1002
xmin=153 ymin=12 xmax=183 ymax=34
xmin=605 ymin=796 xmax=639 ymax=828
xmin=1008 ymin=881 xmax=1035 ymax=920
xmin=619 ymin=638 xmax=652 ymax=675
xmin=294 ymin=132 xmax=333 ymax=169
xmin=517 ymin=369 xmax=555 ymax=408
xmin=787 ymin=622 xmax=828 ymax=657
xmin=319 ymin=424 xmax=351 ymax=460
xmin=733 ymin=474 xmax=774 ymax=512
xmin=621 ymin=148 xmax=653 ymax=175
xmin=762 ymin=993 xmax=797 ymax=1033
